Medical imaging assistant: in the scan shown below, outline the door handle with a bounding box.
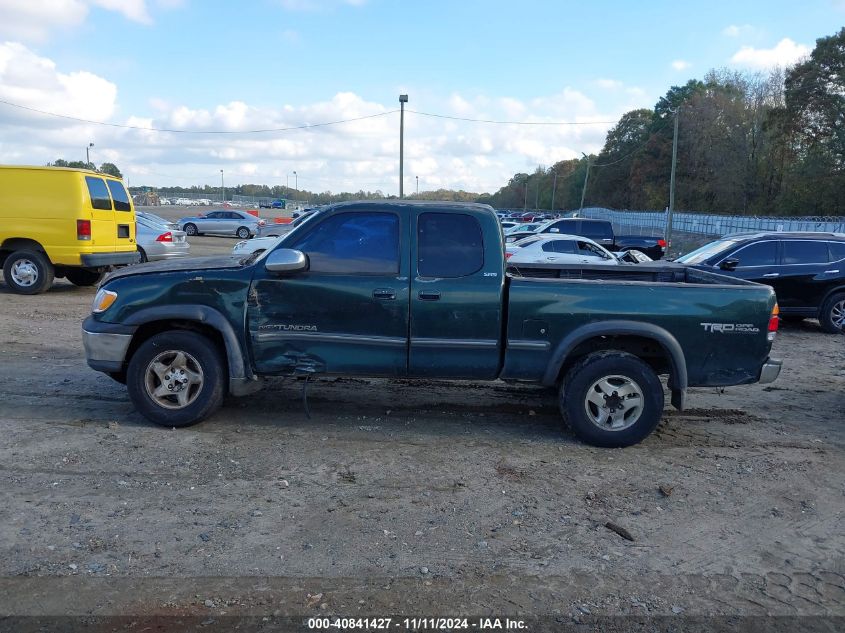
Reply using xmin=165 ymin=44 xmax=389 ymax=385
xmin=762 ymin=273 xmax=779 ymax=278
xmin=372 ymin=288 xmax=396 ymax=300
xmin=546 ymin=256 xmax=557 ymax=261
xmin=824 ymin=270 xmax=840 ymax=274
xmin=418 ymin=291 xmax=441 ymax=301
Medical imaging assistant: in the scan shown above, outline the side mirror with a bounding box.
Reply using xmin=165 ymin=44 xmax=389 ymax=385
xmin=719 ymin=258 xmax=739 ymax=271
xmin=265 ymin=248 xmax=308 ymax=273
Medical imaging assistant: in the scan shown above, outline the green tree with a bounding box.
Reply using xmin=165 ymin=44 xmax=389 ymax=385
xmin=99 ymin=162 xmax=123 ymax=178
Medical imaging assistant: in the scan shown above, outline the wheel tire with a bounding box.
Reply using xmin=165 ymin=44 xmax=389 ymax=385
xmin=559 ymin=351 xmax=664 ymax=448
xmin=184 ymin=223 xmax=198 ymax=236
xmin=65 ymin=269 xmax=106 ymax=287
xmin=137 ymin=248 xmax=148 ymax=263
xmin=819 ymin=292 xmax=845 ymax=334
xmin=126 ymin=331 xmax=226 ymax=427
xmin=236 ymin=226 xmax=251 ymax=239
xmin=2 ymin=249 xmax=54 ymax=294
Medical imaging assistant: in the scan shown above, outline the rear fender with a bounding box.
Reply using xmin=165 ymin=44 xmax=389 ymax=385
xmin=542 ymin=320 xmax=688 ymax=409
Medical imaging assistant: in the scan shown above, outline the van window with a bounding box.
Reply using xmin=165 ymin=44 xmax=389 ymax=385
xmin=418 ymin=213 xmax=483 ymax=278
xmin=85 ymin=177 xmax=112 ymax=211
xmin=106 ymin=180 xmax=132 ymax=212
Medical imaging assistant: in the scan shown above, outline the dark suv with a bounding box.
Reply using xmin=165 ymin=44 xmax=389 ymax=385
xmin=677 ymin=232 xmax=845 ymax=333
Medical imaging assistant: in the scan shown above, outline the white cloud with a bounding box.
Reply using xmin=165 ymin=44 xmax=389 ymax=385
xmin=730 ymin=38 xmax=810 ymax=69
xmin=0 ymin=46 xmax=636 ymax=194
xmin=722 ymin=24 xmax=756 ymax=37
xmin=595 ymin=78 xmax=623 ymax=90
xmin=0 ymin=0 xmax=164 ymax=42
xmin=0 ymin=42 xmax=117 ymax=121
xmin=671 ymin=59 xmax=691 ymax=71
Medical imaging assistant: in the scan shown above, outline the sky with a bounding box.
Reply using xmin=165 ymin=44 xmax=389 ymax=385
xmin=0 ymin=0 xmax=841 ymax=195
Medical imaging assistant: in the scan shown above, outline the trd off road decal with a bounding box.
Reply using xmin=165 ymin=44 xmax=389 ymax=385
xmin=700 ymin=323 xmax=760 ymax=333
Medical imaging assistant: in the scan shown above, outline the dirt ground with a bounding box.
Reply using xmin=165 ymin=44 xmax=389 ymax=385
xmin=0 ymin=223 xmax=843 ymax=630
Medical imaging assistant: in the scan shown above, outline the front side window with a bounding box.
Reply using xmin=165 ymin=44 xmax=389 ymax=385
xmin=731 ymin=241 xmax=777 ymax=267
xmin=417 ymin=212 xmax=484 ymax=278
xmin=291 ymin=212 xmax=399 ymax=274
xmin=580 ymin=221 xmax=613 ymax=240
xmin=85 ymin=176 xmax=112 ymax=211
xmin=577 ymin=241 xmax=610 ymax=258
xmin=782 ymin=240 xmax=829 ymax=265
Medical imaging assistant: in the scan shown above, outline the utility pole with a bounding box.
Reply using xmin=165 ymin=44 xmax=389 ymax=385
xmin=579 ymin=153 xmax=591 ymax=211
xmin=220 ymin=169 xmax=224 ymax=202
xmin=666 ymin=108 xmax=680 ymax=258
xmin=550 ymin=171 xmax=558 ymax=212
xmin=416 ymin=175 xmax=419 ymax=195
xmin=399 ymin=94 xmax=408 ymax=198
xmin=523 ymin=180 xmax=528 ymax=211
xmin=534 ymin=182 xmax=539 ymax=210
xmin=293 ymin=170 xmax=298 ymax=202
xmin=86 ymin=142 xmax=94 ymax=169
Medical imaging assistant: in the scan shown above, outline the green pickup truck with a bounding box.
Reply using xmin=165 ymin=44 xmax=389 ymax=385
xmin=83 ymin=201 xmax=782 ymax=447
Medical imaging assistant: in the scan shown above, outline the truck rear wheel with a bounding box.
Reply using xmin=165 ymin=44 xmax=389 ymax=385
xmin=3 ymin=249 xmax=55 ymax=294
xmin=65 ymin=269 xmax=106 ymax=287
xmin=559 ymin=351 xmax=664 ymax=447
xmin=126 ymin=331 xmax=226 ymax=427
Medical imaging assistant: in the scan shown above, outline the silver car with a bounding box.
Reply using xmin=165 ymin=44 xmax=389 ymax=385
xmin=255 ymin=210 xmax=316 ymax=238
xmin=137 ymin=216 xmax=190 ymax=262
xmin=178 ymin=210 xmax=264 ymax=239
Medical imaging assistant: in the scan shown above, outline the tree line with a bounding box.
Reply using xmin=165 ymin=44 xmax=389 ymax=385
xmin=487 ymin=27 xmax=845 ymax=217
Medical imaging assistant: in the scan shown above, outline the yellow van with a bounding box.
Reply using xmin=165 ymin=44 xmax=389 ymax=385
xmin=0 ymin=166 xmax=138 ymax=294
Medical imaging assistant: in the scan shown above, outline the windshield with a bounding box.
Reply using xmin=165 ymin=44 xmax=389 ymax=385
xmin=676 ymin=238 xmax=741 ymax=264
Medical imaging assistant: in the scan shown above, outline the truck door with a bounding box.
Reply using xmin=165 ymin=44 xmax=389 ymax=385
xmin=409 ymin=210 xmax=504 ymax=379
xmin=247 ymin=209 xmax=410 ymax=376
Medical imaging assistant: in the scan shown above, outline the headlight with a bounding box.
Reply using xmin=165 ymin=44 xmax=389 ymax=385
xmin=92 ymin=288 xmax=118 ymax=313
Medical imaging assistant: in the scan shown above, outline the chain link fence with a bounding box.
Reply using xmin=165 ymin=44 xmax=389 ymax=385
xmin=579 ymin=207 xmax=845 ymax=238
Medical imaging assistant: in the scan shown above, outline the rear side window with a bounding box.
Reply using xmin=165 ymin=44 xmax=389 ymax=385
xmin=782 ymin=241 xmax=829 ymax=264
xmin=106 ymin=180 xmax=131 ymax=211
xmin=541 ymin=239 xmax=576 ymax=254
xmin=731 ymin=241 xmax=777 ymax=267
xmin=418 ymin=212 xmax=483 ymax=278
xmin=544 ymin=220 xmax=576 ymax=234
xmin=829 ymin=242 xmax=845 ymax=262
xmin=85 ymin=176 xmax=112 ymax=210
xmin=291 ymin=212 xmax=399 ymax=274
xmin=580 ymin=221 xmax=613 ymax=240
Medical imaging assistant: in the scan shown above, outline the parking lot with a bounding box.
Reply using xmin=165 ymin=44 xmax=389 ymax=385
xmin=1 ymin=221 xmax=844 ymax=625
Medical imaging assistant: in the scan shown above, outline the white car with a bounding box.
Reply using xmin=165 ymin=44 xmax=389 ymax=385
xmin=504 ymin=222 xmax=544 ymax=236
xmin=232 ymin=235 xmax=281 ymax=256
xmin=506 ymin=234 xmax=619 ymax=266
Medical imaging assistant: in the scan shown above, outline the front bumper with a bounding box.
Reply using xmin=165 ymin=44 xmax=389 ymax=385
xmin=82 ymin=315 xmax=137 ymax=373
xmin=758 ymin=358 xmax=783 ymax=384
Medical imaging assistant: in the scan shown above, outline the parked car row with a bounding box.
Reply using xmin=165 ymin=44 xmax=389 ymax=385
xmin=177 ymin=210 xmax=266 ymax=239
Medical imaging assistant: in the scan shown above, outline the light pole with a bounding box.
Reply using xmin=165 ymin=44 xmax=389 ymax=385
xmin=86 ymin=143 xmax=94 ymax=169
xmin=666 ymin=108 xmax=680 ymax=258
xmin=550 ymin=171 xmax=558 ymax=211
xmin=293 ymin=170 xmax=297 ymax=201
xmin=416 ymin=175 xmax=419 ymax=195
xmin=523 ymin=179 xmax=528 ymax=211
xmin=399 ymin=94 xmax=408 ymax=198
xmin=579 ymin=152 xmax=591 ymax=211
xmin=220 ymin=169 xmax=224 ymax=202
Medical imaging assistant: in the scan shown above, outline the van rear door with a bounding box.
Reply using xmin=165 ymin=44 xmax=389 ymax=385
xmin=83 ymin=176 xmax=135 ymax=251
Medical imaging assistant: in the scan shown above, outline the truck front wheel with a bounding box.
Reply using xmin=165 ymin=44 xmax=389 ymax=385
xmin=560 ymin=351 xmax=664 ymax=448
xmin=126 ymin=331 xmax=226 ymax=427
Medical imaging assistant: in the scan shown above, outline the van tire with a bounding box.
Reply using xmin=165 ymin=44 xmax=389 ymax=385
xmin=559 ymin=351 xmax=664 ymax=448
xmin=3 ymin=250 xmax=54 ymax=294
xmin=65 ymin=269 xmax=106 ymax=287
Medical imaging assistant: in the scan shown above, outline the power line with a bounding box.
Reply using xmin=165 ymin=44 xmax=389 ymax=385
xmin=408 ymin=109 xmax=617 ymax=126
xmin=0 ymin=99 xmax=398 ymax=134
